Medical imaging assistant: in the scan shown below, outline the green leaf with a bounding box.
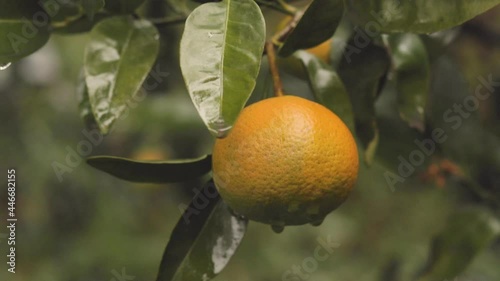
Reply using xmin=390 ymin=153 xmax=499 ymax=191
xmin=80 ymin=0 xmax=105 ymax=21
xmin=40 ymin=0 xmax=81 ymax=25
xmin=329 ymin=16 xmax=354 ymax=69
xmin=76 ymin=70 xmax=98 ymax=129
xmin=386 ymin=34 xmax=430 ymax=131
xmin=337 ymin=35 xmax=390 ymax=165
xmin=416 ymin=207 xmax=500 ymax=281
xmin=156 ymin=180 xmax=248 ymax=281
xmin=105 ymin=0 xmax=146 ymax=14
xmin=84 ymin=16 xmax=159 ymax=134
xmin=293 ymin=50 xmax=354 ymax=132
xmin=345 ymin=0 xmax=500 ymax=33
xmin=0 ymin=1 xmax=51 ymax=65
xmin=86 ymin=155 xmax=212 ymax=183
xmin=180 ymin=0 xmax=266 ymax=137
xmin=53 ymin=12 xmax=109 ymax=34
xmin=279 ymin=0 xmax=344 ymax=57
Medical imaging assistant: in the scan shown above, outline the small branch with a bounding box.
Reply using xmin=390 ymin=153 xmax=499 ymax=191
xmin=265 ymin=41 xmax=284 ymax=97
xmin=272 ymin=10 xmax=303 ymax=45
xmin=276 ymin=0 xmax=298 ymax=14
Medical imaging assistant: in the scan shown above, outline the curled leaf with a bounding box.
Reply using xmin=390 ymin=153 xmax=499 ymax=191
xmin=156 ymin=180 xmax=248 ymax=281
xmin=86 ymin=155 xmax=212 ymax=183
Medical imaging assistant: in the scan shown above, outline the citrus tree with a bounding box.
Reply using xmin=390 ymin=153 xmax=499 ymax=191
xmin=2 ymin=0 xmax=500 ymax=280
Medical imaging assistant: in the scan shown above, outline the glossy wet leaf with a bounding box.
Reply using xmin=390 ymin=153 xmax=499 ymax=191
xmin=345 ymin=0 xmax=500 ymax=33
xmin=180 ymin=0 xmax=266 ymax=137
xmin=337 ymin=35 xmax=390 ymax=165
xmin=80 ymin=0 xmax=104 ymax=21
xmin=105 ymin=0 xmax=146 ymax=14
xmin=279 ymin=0 xmax=343 ymax=57
xmin=293 ymin=50 xmax=354 ymax=131
xmin=86 ymin=155 xmax=212 ymax=183
xmin=84 ymin=16 xmax=159 ymax=134
xmin=0 ymin=1 xmax=51 ymax=65
xmin=416 ymin=207 xmax=500 ymax=281
xmin=156 ymin=180 xmax=248 ymax=281
xmin=76 ymin=70 xmax=98 ymax=129
xmin=386 ymin=34 xmax=430 ymax=131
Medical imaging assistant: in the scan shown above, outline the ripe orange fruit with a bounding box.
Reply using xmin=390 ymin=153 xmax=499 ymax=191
xmin=305 ymin=39 xmax=332 ymax=63
xmin=212 ymin=96 xmax=358 ymax=228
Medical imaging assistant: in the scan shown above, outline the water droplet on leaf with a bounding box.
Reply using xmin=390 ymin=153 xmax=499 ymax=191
xmin=209 ymin=119 xmax=232 ymax=138
xmin=271 ymin=224 xmax=284 ymax=233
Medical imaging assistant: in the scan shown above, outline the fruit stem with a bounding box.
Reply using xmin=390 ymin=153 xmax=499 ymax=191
xmin=265 ymin=41 xmax=284 ymax=97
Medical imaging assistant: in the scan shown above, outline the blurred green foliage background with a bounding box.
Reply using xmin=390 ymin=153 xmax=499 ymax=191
xmin=1 ymin=3 xmax=500 ymax=281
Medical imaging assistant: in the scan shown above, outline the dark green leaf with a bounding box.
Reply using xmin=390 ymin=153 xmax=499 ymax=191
xmin=80 ymin=0 xmax=104 ymax=21
xmin=345 ymin=0 xmax=500 ymax=33
xmin=337 ymin=35 xmax=390 ymax=165
xmin=293 ymin=50 xmax=354 ymax=131
xmin=105 ymin=0 xmax=146 ymax=14
xmin=84 ymin=16 xmax=159 ymax=134
xmin=86 ymin=155 xmax=212 ymax=183
xmin=279 ymin=0 xmax=343 ymax=57
xmin=40 ymin=0 xmax=81 ymax=25
xmin=0 ymin=1 xmax=51 ymax=65
xmin=416 ymin=207 xmax=500 ymax=281
xmin=156 ymin=180 xmax=248 ymax=281
xmin=386 ymin=34 xmax=430 ymax=131
xmin=374 ymin=80 xmax=427 ymax=172
xmin=180 ymin=0 xmax=266 ymax=137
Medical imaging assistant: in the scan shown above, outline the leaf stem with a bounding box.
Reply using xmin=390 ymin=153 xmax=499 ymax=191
xmin=265 ymin=41 xmax=284 ymax=97
xmin=276 ymin=0 xmax=298 ymax=14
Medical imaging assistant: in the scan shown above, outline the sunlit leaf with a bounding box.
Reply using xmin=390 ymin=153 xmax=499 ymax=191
xmin=279 ymin=0 xmax=343 ymax=57
xmin=416 ymin=207 xmax=500 ymax=281
xmin=345 ymin=0 xmax=500 ymax=33
xmin=86 ymin=155 xmax=212 ymax=183
xmin=156 ymin=180 xmax=248 ymax=281
xmin=180 ymin=0 xmax=266 ymax=137
xmin=0 ymin=1 xmax=51 ymax=65
xmin=337 ymin=35 xmax=390 ymax=165
xmin=386 ymin=34 xmax=430 ymax=131
xmin=84 ymin=16 xmax=159 ymax=134
xmin=293 ymin=50 xmax=354 ymax=131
